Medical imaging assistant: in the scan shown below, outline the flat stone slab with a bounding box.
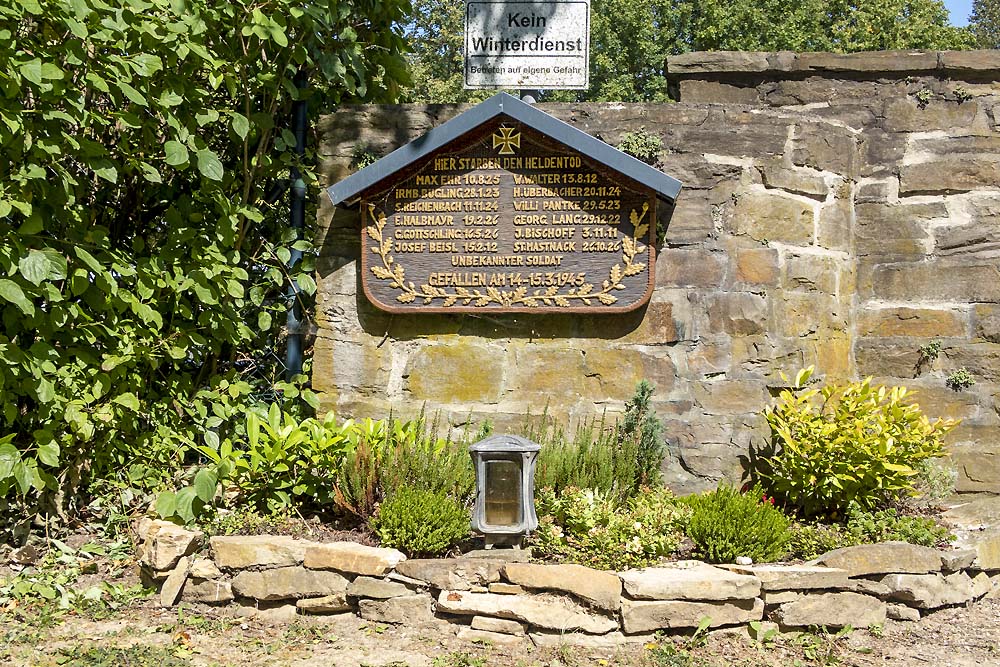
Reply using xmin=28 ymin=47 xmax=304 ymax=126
xmin=359 ymin=593 xmax=436 ymax=626
xmin=724 ymin=564 xmax=849 ymax=591
xmin=296 ymin=593 xmax=352 ymax=614
xmin=529 ymin=630 xmax=655 ymax=647
xmin=395 ymin=558 xmax=502 ymax=590
xmin=621 ymin=597 xmax=764 ymax=634
xmin=457 ymin=628 xmax=525 ymax=645
xmin=772 ymin=591 xmax=886 ymax=629
xmin=304 ymin=542 xmax=405 ymax=576
xmin=471 ymin=615 xmax=526 ymax=635
xmin=810 ymin=542 xmax=943 ymax=577
xmin=232 ymin=566 xmax=349 ymax=601
xmin=159 ymin=555 xmax=189 ymax=607
xmin=504 ymin=563 xmax=622 ymax=611
xmin=464 ymin=549 xmax=532 ymax=562
xmin=619 ymin=561 xmax=761 ymax=601
xmin=141 ymin=522 xmax=202 ymax=572
xmin=347 ymin=576 xmax=411 ymax=599
xmin=879 ymin=572 xmax=977 ymax=609
xmin=211 ymin=536 xmax=312 ymax=570
xmin=436 ymin=591 xmax=617 ymax=634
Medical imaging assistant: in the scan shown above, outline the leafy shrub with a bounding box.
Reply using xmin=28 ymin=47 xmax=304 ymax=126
xmin=370 ymin=487 xmax=469 ymax=557
xmin=683 ymin=484 xmax=791 ymax=564
xmin=0 ymin=0 xmax=408 ymax=538
xmin=528 ymin=381 xmax=666 ymax=503
xmin=758 ymin=367 xmax=958 ymax=518
xmin=531 ymin=486 xmax=690 ymax=570
xmin=616 ymin=128 xmax=663 ymax=165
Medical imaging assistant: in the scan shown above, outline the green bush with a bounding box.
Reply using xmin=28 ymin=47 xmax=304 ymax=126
xmin=758 ymin=367 xmax=958 ymax=518
xmin=616 ymin=128 xmax=663 ymax=165
xmin=528 ymin=381 xmax=666 ymax=503
xmin=370 ymin=487 xmax=470 ymax=557
xmin=0 ymin=0 xmax=409 ymax=538
xmin=684 ymin=484 xmax=791 ymax=564
xmin=531 ymin=486 xmax=690 ymax=570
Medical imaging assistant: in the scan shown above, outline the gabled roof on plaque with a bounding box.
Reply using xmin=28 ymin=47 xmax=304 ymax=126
xmin=326 ymin=92 xmax=683 ymax=207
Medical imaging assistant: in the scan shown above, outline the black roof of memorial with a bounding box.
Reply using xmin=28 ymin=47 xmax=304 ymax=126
xmin=326 ymin=92 xmax=683 ymax=207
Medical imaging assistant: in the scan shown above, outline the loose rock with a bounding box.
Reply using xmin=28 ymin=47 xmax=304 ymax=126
xmin=142 ymin=522 xmax=202 ymax=572
xmin=725 ymin=564 xmax=848 ymax=591
xmin=232 ymin=566 xmax=349 ymax=601
xmin=296 ymin=593 xmax=352 ymax=614
xmin=347 ymin=576 xmax=411 ymax=599
xmin=359 ymin=593 xmax=436 ymax=626
xmin=159 ymin=556 xmax=190 ymax=607
xmin=879 ymin=572 xmax=977 ymax=609
xmin=182 ymin=578 xmax=234 ymax=605
xmin=621 ymin=597 xmax=764 ymax=633
xmin=772 ymin=591 xmax=886 ymax=629
xmin=810 ymin=542 xmax=943 ymax=577
xmin=395 ymin=558 xmax=502 ymax=590
xmin=211 ymin=535 xmax=312 ymax=570
xmin=471 ymin=615 xmax=526 ymax=635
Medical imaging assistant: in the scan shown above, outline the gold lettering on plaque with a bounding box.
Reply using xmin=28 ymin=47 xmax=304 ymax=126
xmin=367 ymin=202 xmax=650 ymax=308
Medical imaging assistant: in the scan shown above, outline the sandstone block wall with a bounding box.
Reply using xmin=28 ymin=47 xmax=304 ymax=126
xmin=315 ymin=50 xmax=1000 ymax=494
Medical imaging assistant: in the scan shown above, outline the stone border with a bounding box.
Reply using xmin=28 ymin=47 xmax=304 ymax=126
xmin=666 ymin=50 xmax=1000 ymax=76
xmin=137 ymin=521 xmax=1000 ymax=645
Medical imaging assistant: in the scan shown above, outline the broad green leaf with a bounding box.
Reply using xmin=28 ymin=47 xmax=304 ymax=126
xmin=73 ymin=246 xmax=104 ymax=273
xmin=19 ymin=59 xmax=43 ymax=85
xmin=18 ymin=249 xmax=51 ymax=285
xmin=139 ymin=162 xmax=162 ymax=183
xmin=258 ymin=311 xmax=272 ymax=330
xmin=231 ymin=112 xmax=250 ymax=140
xmin=93 ymin=162 xmax=118 ymax=183
xmin=197 ymin=149 xmax=224 ymax=181
xmin=155 ymin=491 xmax=177 ymax=519
xmin=296 ymin=273 xmax=317 ymax=295
xmin=113 ymin=392 xmax=140 ymax=412
xmin=164 ymin=140 xmax=189 ymax=166
xmin=117 ymin=80 xmax=148 ymax=106
xmin=36 ymin=377 xmax=55 ymax=403
xmin=193 ymin=468 xmax=217 ymax=502
xmin=37 ymin=442 xmax=60 ymax=467
xmin=0 ymin=443 xmax=20 ymax=479
xmin=175 ymin=487 xmax=200 ymax=523
xmin=0 ymin=278 xmax=34 ymax=316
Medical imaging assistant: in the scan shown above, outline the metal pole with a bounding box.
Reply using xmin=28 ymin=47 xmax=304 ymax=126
xmin=284 ymin=69 xmax=308 ymax=382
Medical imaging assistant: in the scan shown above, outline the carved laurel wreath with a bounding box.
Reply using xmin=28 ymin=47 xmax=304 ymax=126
xmin=366 ymin=202 xmax=649 ymax=308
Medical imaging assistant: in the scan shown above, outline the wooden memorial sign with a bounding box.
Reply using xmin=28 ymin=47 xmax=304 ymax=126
xmin=359 ymin=119 xmax=657 ymax=313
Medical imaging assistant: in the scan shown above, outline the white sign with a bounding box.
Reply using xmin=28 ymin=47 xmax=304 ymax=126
xmin=464 ymin=1 xmax=590 ymax=90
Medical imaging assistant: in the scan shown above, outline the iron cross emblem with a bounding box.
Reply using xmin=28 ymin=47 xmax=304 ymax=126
xmin=492 ymin=127 xmax=521 ymax=155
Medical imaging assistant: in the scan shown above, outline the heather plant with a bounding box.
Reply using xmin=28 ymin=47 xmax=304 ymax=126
xmin=370 ymin=487 xmax=470 ymax=557
xmin=758 ymin=367 xmax=958 ymax=518
xmin=684 ymin=484 xmax=791 ymax=564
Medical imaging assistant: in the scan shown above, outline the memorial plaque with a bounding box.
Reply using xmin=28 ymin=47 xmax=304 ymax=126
xmin=359 ymin=120 xmax=656 ymax=313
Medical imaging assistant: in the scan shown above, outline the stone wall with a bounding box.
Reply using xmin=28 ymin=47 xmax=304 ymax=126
xmin=138 ymin=521 xmax=1000 ymax=640
xmin=315 ymin=50 xmax=1000 ymax=494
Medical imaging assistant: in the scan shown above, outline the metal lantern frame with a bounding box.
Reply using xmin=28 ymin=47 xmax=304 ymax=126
xmin=469 ymin=434 xmax=540 ymax=548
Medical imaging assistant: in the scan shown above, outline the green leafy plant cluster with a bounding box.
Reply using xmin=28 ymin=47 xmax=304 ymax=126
xmin=843 ymin=505 xmax=953 ymax=547
xmin=946 ymin=368 xmax=976 ymax=391
xmin=370 ymin=486 xmax=470 ymax=557
xmin=529 ymin=381 xmax=666 ymax=504
xmin=0 ymin=0 xmax=408 ymax=538
xmin=531 ymin=486 xmax=690 ymax=570
xmin=758 ymin=368 xmax=957 ymax=518
xmin=683 ymin=484 xmax=791 ymax=564
xmin=156 ymin=407 xmax=476 ymax=525
xmin=617 ymin=129 xmax=664 ymax=165
xmin=786 ymin=522 xmax=854 ymax=560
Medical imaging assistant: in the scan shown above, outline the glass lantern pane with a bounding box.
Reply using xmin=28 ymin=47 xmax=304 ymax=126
xmin=484 ymin=459 xmax=522 ymax=527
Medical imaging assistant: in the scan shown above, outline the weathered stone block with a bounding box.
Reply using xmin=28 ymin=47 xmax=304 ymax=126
xmin=679 ymin=80 xmax=760 ymax=104
xmin=211 ymin=536 xmax=312 ymax=570
xmin=471 ymin=615 xmax=526 ymax=635
xmin=692 ymin=380 xmax=769 ymax=415
xmin=656 ymin=248 xmax=727 ymax=288
xmin=396 ymin=558 xmax=503 ymax=590
xmin=668 ymin=52 xmax=771 ymax=74
xmin=784 ymin=254 xmax=839 ymax=293
xmin=303 ymin=543 xmax=405 ymax=576
xmin=872 ymin=260 xmax=1000 ymax=303
xmin=793 ymin=50 xmax=938 ymax=73
xmin=296 ymin=593 xmax=352 ymax=614
xmin=732 ymin=191 xmax=815 ymax=245
xmin=159 ymin=556 xmax=189 ymax=608
xmin=619 ymin=562 xmax=761 ymax=601
xmin=811 ymin=543 xmax=943 ymax=577
xmin=791 ymin=124 xmax=858 ymax=177
xmin=347 ymin=576 xmax=411 ymax=599
xmin=232 ymin=567 xmax=349 ymax=602
xmin=705 ymin=292 xmax=768 ymax=336
xmin=879 ymin=572 xmax=977 ymax=609
xmin=503 ymin=563 xmax=622 ymax=611
xmin=182 ymin=578 xmax=234 ymax=605
xmin=529 ymin=630 xmax=653 ymax=647
xmin=887 ymin=603 xmax=921 ymax=621
xmin=621 ymin=597 xmax=764 ymax=633
xmin=436 ymin=591 xmax=617 ymax=634
xmin=857 ymin=307 xmax=967 ymax=338
xmin=855 ymin=202 xmax=943 ymax=257
xmin=975 ymin=305 xmax=1000 ymax=343
xmin=140 ymin=521 xmax=203 ymax=572
xmin=884 ymin=98 xmax=981 ymax=133
xmin=772 ymin=292 xmax=847 ymax=338
xmin=360 ymin=593 xmax=436 ymax=625
xmin=457 ymin=628 xmax=525 ymax=645
xmin=725 ymin=564 xmax=850 ymax=591
xmin=189 ymin=558 xmax=222 ymax=580
xmin=816 ymin=197 xmax=852 ymax=252
xmin=758 ymin=160 xmax=829 ymax=198
xmin=900 ymin=158 xmax=1000 ymax=195
xmin=772 ymin=591 xmax=885 ymax=629
xmin=405 ymin=341 xmax=506 ymax=403
xmin=734 ymin=247 xmax=780 ymax=286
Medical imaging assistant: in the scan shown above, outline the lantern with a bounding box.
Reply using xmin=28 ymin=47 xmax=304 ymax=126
xmin=469 ymin=434 xmax=540 ymax=548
